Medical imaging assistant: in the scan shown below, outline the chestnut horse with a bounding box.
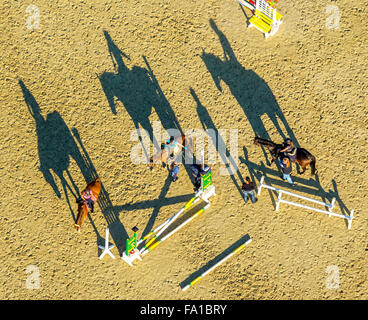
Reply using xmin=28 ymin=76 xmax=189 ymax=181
xmin=148 ymin=135 xmax=193 ymax=169
xmin=74 ymin=177 xmax=101 ymax=231
xmin=253 ymin=136 xmax=317 ymax=175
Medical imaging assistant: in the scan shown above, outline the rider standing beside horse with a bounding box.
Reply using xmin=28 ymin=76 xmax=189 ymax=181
xmin=253 ymin=136 xmax=317 ymax=175
xmin=148 ymin=135 xmax=192 ymax=169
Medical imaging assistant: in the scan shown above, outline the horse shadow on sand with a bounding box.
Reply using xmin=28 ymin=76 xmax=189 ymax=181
xmin=201 ymin=19 xmax=299 ymax=165
xmin=20 ymin=79 xmax=130 ymax=255
xmin=98 ymin=31 xmax=201 ymax=240
xmin=191 ymin=87 xmax=246 ymax=198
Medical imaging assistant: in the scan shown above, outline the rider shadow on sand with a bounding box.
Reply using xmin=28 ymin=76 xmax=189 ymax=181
xmin=99 ymin=30 xmax=183 ymax=152
xmin=20 ymin=79 xmax=128 ymax=255
xmin=201 ymin=19 xmax=299 ymax=164
xmin=191 ymin=87 xmax=245 ymax=197
xmin=20 ymin=79 xmax=82 ymax=221
xmin=99 ymin=31 xmax=200 ymax=239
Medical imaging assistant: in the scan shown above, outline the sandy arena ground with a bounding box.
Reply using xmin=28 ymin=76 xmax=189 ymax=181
xmin=0 ymin=0 xmax=367 ymax=300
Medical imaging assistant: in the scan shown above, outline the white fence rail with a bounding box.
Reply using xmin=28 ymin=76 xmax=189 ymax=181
xmin=257 ymin=176 xmax=354 ymax=229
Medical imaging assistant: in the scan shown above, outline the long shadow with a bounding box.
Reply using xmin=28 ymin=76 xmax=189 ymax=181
xmin=72 ymin=128 xmax=129 ymax=254
xmin=20 ymin=79 xmax=82 ymax=221
xmin=99 ymin=31 xmax=183 ymax=151
xmin=19 ymin=79 xmax=107 ymax=250
xmin=116 ymin=193 xmax=194 ymax=212
xmin=191 ymin=88 xmax=245 ymax=197
xmin=328 ymin=179 xmax=353 ymax=228
xmin=99 ymin=31 xmax=199 ymax=239
xmin=179 ymin=233 xmax=251 ymax=290
xmin=201 ymin=19 xmax=299 ymax=163
xmin=239 ymin=147 xmax=352 ymax=218
xmin=19 ymin=79 xmax=131 ymax=254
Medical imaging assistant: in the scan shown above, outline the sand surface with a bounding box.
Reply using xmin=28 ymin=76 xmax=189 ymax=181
xmin=0 ymin=0 xmax=367 ymax=299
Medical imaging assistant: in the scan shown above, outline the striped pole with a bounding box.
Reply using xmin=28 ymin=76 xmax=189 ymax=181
xmin=138 ymin=196 xmax=199 ymax=254
xmin=181 ymin=238 xmax=252 ymax=291
xmin=141 ymin=202 xmax=211 ymax=256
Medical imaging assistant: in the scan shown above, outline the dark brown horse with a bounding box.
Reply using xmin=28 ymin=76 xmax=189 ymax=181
xmin=148 ymin=135 xmax=193 ymax=169
xmin=253 ymin=136 xmax=317 ymax=175
xmin=74 ymin=177 xmax=101 ymax=232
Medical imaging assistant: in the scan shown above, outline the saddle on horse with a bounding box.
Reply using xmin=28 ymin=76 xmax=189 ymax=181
xmin=80 ymin=189 xmax=96 ymax=212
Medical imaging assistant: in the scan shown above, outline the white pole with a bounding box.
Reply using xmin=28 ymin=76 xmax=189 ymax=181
xmin=138 ymin=207 xmax=185 ymax=254
xmin=279 ymin=198 xmax=351 ymax=220
xmin=201 ymin=149 xmax=204 ymax=168
xmin=328 ymin=197 xmax=336 ymax=217
xmin=348 ymin=210 xmax=354 ymax=230
xmin=261 ymin=182 xmax=334 ymax=208
xmin=138 ymin=196 xmax=200 ymax=254
xmin=258 ymin=176 xmax=353 ymax=229
xmin=99 ymin=228 xmax=115 ymax=260
xmin=136 ymin=198 xmax=200 ymax=248
xmin=142 ymin=202 xmax=210 ymax=256
xmin=182 ymin=238 xmax=252 ymax=291
xmin=275 ymin=191 xmax=282 ymax=211
xmin=257 ymin=176 xmax=265 ymax=196
xmin=137 ymin=209 xmax=184 ymax=247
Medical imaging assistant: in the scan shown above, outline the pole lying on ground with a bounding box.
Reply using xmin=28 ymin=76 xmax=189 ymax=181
xmin=181 ymin=238 xmax=252 ymax=291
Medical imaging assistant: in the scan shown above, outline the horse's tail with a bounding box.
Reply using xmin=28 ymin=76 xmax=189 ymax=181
xmin=310 ymin=155 xmax=317 ymax=175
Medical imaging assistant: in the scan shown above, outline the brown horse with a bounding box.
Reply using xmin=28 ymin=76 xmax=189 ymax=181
xmin=148 ymin=135 xmax=193 ymax=169
xmin=74 ymin=177 xmax=101 ymax=232
xmin=253 ymin=136 xmax=317 ymax=175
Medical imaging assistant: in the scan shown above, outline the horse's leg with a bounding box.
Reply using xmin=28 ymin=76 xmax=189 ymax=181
xmin=300 ymin=164 xmax=306 ymax=174
xmin=270 ymin=155 xmax=276 ymax=165
xmin=147 ymin=156 xmax=154 ymax=168
xmin=148 ymin=149 xmax=162 ymax=169
xmin=77 ymin=206 xmax=89 ymax=231
xmin=74 ymin=204 xmax=84 ymax=231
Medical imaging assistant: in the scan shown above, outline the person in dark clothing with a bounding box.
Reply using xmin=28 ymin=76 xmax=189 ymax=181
xmin=279 ymin=138 xmax=297 ymax=163
xmin=242 ymin=177 xmax=257 ymax=203
xmin=280 ymin=157 xmax=295 ymax=186
xmin=191 ymin=163 xmax=211 ymax=192
xmin=170 ymin=162 xmax=179 ymax=182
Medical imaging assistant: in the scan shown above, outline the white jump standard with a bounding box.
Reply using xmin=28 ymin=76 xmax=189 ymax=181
xmin=257 ymin=176 xmax=354 ymax=229
xmin=122 ymin=159 xmax=216 ymax=266
xmin=236 ymin=0 xmax=283 ymax=39
xmin=99 ymin=228 xmax=115 ymax=259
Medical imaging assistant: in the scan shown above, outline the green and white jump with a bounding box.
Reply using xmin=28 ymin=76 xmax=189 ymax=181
xmin=122 ymin=165 xmax=216 ymax=266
